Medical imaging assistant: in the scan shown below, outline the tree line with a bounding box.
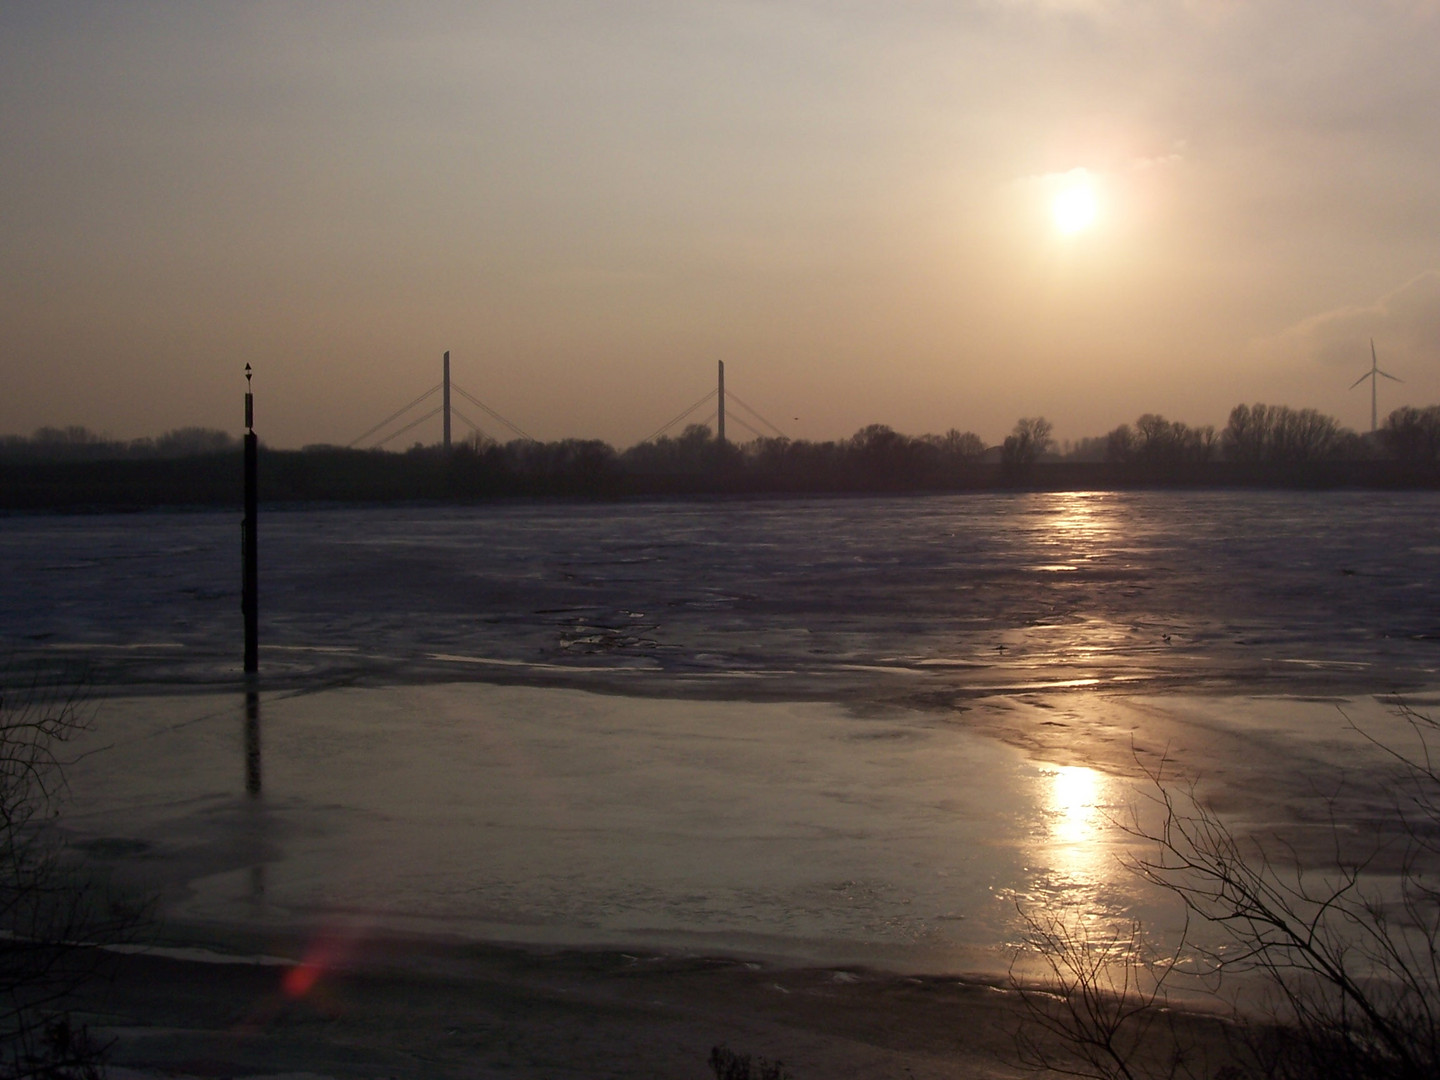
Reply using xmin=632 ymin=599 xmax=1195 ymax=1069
xmin=3 ymin=403 xmax=1440 ymax=508
xmin=0 ymin=425 xmax=240 ymax=461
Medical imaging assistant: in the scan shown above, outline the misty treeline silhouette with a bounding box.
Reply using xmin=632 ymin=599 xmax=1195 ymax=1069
xmin=4 ymin=403 xmax=1439 ymax=507
xmin=0 ymin=426 xmax=238 ymax=461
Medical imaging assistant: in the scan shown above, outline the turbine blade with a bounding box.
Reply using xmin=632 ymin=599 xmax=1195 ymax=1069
xmin=1349 ymin=372 xmax=1371 ymax=389
xmin=1378 ymin=370 xmax=1402 ymax=382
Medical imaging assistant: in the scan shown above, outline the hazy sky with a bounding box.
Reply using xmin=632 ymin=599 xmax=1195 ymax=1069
xmin=3 ymin=1 xmax=1437 ymax=449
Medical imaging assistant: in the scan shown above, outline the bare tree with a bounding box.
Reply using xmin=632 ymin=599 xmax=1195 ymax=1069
xmin=1013 ymin=910 xmax=1209 ymax=1080
xmin=932 ymin=428 xmax=987 ymax=463
xmin=1128 ymin=734 xmax=1440 ymax=1080
xmin=1 ymin=670 xmax=144 ymax=1077
xmin=1222 ymin=404 xmax=1349 ymax=464
xmin=1003 ymin=417 xmax=1054 ymax=468
xmin=1382 ymin=406 xmax=1440 ymax=467
xmin=709 ymin=1045 xmax=793 ymax=1080
xmin=1018 ymin=707 xmax=1440 ymax=1080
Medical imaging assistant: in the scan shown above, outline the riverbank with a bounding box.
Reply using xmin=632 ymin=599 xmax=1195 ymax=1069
xmin=78 ymin=927 xmax=1240 ymax=1080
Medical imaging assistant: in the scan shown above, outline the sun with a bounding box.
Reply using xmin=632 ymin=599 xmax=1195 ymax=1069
xmin=1052 ymin=182 xmax=1098 ymax=235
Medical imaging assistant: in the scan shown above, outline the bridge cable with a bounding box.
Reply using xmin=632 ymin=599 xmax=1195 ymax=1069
xmin=449 ymin=405 xmax=492 ymax=446
xmin=449 ymin=381 xmax=536 ymax=443
xmin=726 ymin=413 xmax=764 ymax=440
xmin=725 ymin=390 xmax=788 ymax=440
xmin=641 ymin=388 xmax=718 ymax=444
xmin=347 ymin=383 xmax=442 ymax=448
xmin=373 ymin=406 xmax=443 ymax=448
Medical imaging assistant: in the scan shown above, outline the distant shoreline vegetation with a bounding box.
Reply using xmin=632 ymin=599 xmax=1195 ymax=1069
xmin=3 ymin=405 xmax=1439 ymax=509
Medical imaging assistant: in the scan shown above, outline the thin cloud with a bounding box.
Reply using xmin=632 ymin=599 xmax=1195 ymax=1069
xmin=983 ymin=0 xmax=1120 ymax=14
xmin=1010 ymin=144 xmax=1184 ymax=197
xmin=1131 ymin=144 xmax=1185 ymax=171
xmin=1255 ymin=271 xmax=1440 ymax=372
xmin=1012 ymin=165 xmax=1095 ymax=190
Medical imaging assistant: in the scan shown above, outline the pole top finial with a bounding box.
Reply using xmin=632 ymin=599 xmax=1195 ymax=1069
xmin=244 ymin=365 xmax=254 ymax=432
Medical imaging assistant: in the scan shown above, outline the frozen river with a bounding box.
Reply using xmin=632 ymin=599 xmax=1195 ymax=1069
xmin=4 ymin=490 xmax=1438 ymax=697
xmin=3 ymin=491 xmax=1440 ymax=974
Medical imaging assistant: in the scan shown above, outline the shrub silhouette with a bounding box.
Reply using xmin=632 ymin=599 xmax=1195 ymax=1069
xmin=1 ymin=671 xmax=145 ymax=1077
xmin=1016 ymin=705 xmax=1440 ymax=1079
xmin=709 ymin=1044 xmax=793 ymax=1080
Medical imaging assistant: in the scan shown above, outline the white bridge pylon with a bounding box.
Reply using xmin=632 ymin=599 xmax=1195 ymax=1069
xmin=347 ymin=352 xmax=535 ymax=449
xmin=641 ymin=360 xmax=788 ymax=444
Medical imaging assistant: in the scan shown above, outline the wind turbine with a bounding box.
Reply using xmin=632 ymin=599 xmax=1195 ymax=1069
xmin=1349 ymin=338 xmax=1401 ymax=434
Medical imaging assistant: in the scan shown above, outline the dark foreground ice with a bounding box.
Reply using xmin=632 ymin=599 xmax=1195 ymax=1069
xmin=3 ymin=491 xmax=1440 ymax=975
xmin=55 ymin=683 xmax=1424 ymax=979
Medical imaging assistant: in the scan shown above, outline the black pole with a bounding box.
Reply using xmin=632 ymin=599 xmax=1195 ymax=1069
xmin=243 ymin=368 xmax=258 ymax=674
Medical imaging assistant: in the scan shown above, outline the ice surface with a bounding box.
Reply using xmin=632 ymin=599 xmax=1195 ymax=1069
xmin=3 ymin=490 xmax=1438 ymax=695
xmin=5 ymin=491 xmax=1440 ymax=974
xmin=62 ymin=683 xmax=1173 ymax=973
xmin=53 ymin=683 xmax=1426 ymax=976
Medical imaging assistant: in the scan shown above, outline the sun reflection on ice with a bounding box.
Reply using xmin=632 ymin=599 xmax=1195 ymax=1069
xmin=1040 ymin=764 xmax=1122 ymax=893
xmin=1049 ymin=765 xmax=1102 ymax=846
xmin=1027 ymin=493 xmax=1146 ymax=668
xmin=1044 ymin=492 xmax=1114 ymax=555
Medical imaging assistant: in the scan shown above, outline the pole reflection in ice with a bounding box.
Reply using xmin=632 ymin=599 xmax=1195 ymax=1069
xmin=242 ymin=683 xmax=266 ymax=907
xmin=244 ymin=684 xmax=261 ymax=796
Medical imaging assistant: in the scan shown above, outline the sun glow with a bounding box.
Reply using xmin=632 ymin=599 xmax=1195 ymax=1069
xmin=1052 ymin=182 xmax=1098 ymax=234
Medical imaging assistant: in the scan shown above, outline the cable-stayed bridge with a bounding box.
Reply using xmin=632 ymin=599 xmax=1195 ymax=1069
xmin=348 ymin=357 xmax=786 ymax=450
xmin=640 ymin=361 xmax=787 ymax=444
xmin=642 ymin=361 xmax=789 ymax=446
xmin=347 ymin=352 xmax=534 ymax=450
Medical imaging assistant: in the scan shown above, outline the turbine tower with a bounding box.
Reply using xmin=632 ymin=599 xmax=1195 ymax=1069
xmin=1349 ymin=338 xmax=1401 ymax=434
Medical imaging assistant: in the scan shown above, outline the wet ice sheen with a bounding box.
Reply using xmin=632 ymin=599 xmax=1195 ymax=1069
xmin=59 ymin=683 xmax=1419 ymax=975
xmin=62 ymin=684 xmax=1166 ymax=973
